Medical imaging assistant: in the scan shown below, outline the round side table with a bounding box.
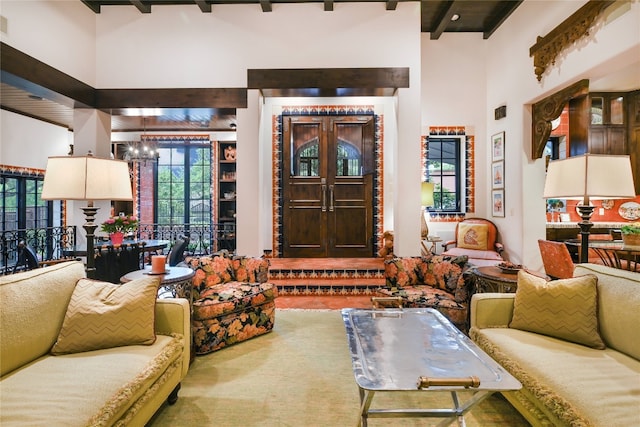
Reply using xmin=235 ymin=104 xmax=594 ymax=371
xmin=120 ymin=266 xmax=195 ymax=307
xmin=470 ymin=266 xmax=517 ymax=293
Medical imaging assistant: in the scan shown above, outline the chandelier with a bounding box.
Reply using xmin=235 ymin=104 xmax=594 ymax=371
xmin=123 ymin=117 xmax=160 ymax=163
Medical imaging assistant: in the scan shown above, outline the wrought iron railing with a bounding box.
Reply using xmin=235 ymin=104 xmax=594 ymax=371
xmin=1 ymin=226 xmax=77 ymax=274
xmin=1 ymin=222 xmax=235 ymax=275
xmin=136 ymin=223 xmax=235 ymax=256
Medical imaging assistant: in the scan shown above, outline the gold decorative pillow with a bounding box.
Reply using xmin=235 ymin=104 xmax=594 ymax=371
xmin=457 ymin=223 xmax=489 ymax=250
xmin=510 ymin=270 xmax=605 ymax=349
xmin=51 ymin=277 xmax=159 ymax=355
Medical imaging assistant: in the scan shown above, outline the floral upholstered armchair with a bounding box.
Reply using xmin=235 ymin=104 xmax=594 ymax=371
xmin=375 ymin=254 xmax=472 ymax=332
xmin=186 ymin=252 xmax=278 ymax=355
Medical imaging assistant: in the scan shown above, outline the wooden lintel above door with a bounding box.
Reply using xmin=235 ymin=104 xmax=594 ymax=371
xmin=248 ymin=67 xmax=410 ymax=97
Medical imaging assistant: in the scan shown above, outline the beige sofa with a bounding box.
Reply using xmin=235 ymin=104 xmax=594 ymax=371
xmin=469 ymin=263 xmax=640 ymax=426
xmin=0 ymin=261 xmax=190 ymax=427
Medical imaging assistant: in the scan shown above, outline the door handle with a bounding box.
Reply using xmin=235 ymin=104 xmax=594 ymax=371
xmin=329 ymin=185 xmax=334 ymax=212
xmin=321 ymin=184 xmax=327 ymax=212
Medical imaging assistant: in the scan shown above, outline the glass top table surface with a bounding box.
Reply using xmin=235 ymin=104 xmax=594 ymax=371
xmin=341 ymin=308 xmax=521 ymax=392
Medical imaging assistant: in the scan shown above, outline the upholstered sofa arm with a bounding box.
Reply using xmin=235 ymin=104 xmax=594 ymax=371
xmin=470 ymin=293 xmax=515 ymax=329
xmin=155 ymin=298 xmax=191 ymax=378
xmin=231 ymin=257 xmax=270 ymax=283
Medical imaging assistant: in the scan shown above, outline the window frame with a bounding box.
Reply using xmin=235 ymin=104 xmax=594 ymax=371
xmin=424 ymin=135 xmax=467 ymax=214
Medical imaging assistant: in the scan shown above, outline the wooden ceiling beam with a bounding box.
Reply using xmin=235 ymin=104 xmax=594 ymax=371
xmin=386 ymin=1 xmax=398 ymax=11
xmin=324 ymin=1 xmax=333 ymax=12
xmin=81 ymin=1 xmax=101 ymax=13
xmin=95 ymin=88 xmax=248 ymax=109
xmin=131 ymin=0 xmax=152 ymax=13
xmin=248 ymin=67 xmax=409 ymax=89
xmin=260 ymin=0 xmax=272 ymax=12
xmin=430 ymin=0 xmax=455 ymax=40
xmin=195 ymin=0 xmax=212 ymax=13
xmin=483 ymin=0 xmax=523 ymax=40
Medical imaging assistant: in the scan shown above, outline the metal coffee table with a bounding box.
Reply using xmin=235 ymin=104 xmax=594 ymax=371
xmin=342 ymin=308 xmax=521 ymax=427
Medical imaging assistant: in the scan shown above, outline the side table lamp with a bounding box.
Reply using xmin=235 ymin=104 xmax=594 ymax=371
xmin=41 ymin=154 xmax=133 ymax=278
xmin=421 ymin=182 xmax=434 ymax=239
xmin=543 ymin=154 xmax=635 ymax=263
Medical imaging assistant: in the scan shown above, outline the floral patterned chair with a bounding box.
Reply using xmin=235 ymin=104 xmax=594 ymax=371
xmin=375 ymin=254 xmax=472 ymax=332
xmin=186 ymin=252 xmax=278 ymax=355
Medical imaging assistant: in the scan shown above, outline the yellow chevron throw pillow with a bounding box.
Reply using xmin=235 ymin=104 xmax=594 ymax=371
xmin=510 ymin=270 xmax=605 ymax=349
xmin=51 ymin=277 xmax=159 ymax=355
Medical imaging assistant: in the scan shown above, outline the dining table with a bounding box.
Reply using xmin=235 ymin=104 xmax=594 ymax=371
xmin=565 ymin=240 xmax=640 ymax=271
xmin=63 ymin=239 xmax=170 ymax=259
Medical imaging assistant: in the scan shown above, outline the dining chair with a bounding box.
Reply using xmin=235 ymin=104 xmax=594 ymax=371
xmin=537 ymin=239 xmax=574 ymax=279
xmin=168 ymin=236 xmax=190 ymax=267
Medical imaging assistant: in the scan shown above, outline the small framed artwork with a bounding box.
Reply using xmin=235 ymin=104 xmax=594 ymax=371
xmin=492 ymin=189 xmax=505 ymax=217
xmin=492 ymin=131 xmax=505 ymax=161
xmin=492 ymin=161 xmax=504 ymax=189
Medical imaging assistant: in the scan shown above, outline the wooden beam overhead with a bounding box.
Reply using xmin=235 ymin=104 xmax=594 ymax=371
xmin=131 ymin=0 xmax=152 ymax=13
xmin=248 ymin=67 xmax=409 ymax=91
xmin=260 ymin=0 xmax=272 ymax=12
xmin=0 ymin=42 xmax=95 ymax=108
xmin=95 ymin=88 xmax=248 ymax=109
xmin=324 ymin=1 xmax=333 ymax=12
xmin=195 ymin=0 xmax=212 ymax=13
xmin=81 ymin=1 xmax=101 ymax=13
xmin=386 ymin=1 xmax=398 ymax=11
xmin=430 ymin=0 xmax=455 ymax=40
xmin=483 ymin=0 xmax=523 ymax=40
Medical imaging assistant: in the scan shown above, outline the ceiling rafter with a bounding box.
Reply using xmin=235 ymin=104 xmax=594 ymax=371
xmin=386 ymin=1 xmax=398 ymax=11
xmin=483 ymin=0 xmax=523 ymax=40
xmin=324 ymin=1 xmax=333 ymax=12
xmin=195 ymin=0 xmax=211 ymax=13
xmin=430 ymin=0 xmax=455 ymax=40
xmin=260 ymin=0 xmax=272 ymax=12
xmin=131 ymin=0 xmax=151 ymax=13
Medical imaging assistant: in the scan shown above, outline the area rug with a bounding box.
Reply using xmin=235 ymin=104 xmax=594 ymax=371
xmin=147 ymin=309 xmax=528 ymax=426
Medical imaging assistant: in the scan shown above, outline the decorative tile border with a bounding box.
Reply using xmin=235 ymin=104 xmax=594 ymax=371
xmin=423 ymin=127 xmax=475 ymax=223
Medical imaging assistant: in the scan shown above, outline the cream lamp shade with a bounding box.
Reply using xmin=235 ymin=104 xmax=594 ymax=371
xmin=421 ymin=182 xmax=435 ymax=207
xmin=41 ymin=155 xmax=132 ymax=279
xmin=543 ymin=154 xmax=635 ymax=264
xmin=421 ymin=182 xmax=434 ymax=240
xmin=543 ymin=154 xmax=635 ymax=201
xmin=41 ymin=156 xmax=133 ymax=201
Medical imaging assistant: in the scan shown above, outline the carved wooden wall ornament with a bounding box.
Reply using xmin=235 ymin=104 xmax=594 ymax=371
xmin=531 ymin=79 xmax=589 ymax=159
xmin=529 ymin=1 xmax=614 ymax=82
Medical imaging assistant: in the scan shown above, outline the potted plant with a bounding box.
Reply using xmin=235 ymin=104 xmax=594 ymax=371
xmin=620 ymin=222 xmax=640 ymax=246
xmin=100 ymin=214 xmax=138 ymax=245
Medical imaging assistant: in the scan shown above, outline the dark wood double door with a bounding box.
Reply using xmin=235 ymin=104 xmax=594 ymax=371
xmin=282 ymin=115 xmax=375 ymax=258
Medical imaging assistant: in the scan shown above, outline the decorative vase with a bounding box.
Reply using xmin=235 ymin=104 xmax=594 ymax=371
xmin=622 ymin=233 xmax=640 ymax=246
xmin=110 ymin=232 xmax=124 ymax=246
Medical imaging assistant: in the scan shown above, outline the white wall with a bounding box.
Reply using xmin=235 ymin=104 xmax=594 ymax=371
xmin=421 ymin=33 xmax=488 ymax=246
xmin=0 ymin=110 xmax=70 ymax=168
xmin=484 ymin=0 xmax=640 ymax=269
xmin=0 ymin=0 xmax=97 ymax=86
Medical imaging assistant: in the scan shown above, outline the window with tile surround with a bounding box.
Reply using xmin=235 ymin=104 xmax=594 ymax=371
xmin=424 ymin=135 xmax=467 ymax=213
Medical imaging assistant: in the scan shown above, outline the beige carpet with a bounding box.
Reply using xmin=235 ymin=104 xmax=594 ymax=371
xmin=147 ymin=310 xmax=529 ymax=426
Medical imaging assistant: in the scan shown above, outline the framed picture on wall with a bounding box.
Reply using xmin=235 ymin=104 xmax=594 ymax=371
xmin=492 ymin=161 xmax=504 ymax=189
xmin=492 ymin=131 xmax=505 ymax=161
xmin=492 ymin=189 xmax=505 ymax=217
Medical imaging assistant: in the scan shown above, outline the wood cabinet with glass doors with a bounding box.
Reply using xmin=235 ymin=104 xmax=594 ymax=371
xmin=217 ymin=141 xmax=236 ymax=252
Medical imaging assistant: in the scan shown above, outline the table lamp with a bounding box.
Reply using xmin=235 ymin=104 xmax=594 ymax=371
xmin=543 ymin=154 xmax=635 ymax=263
xmin=421 ymin=182 xmax=435 ymax=239
xmin=42 ymin=155 xmax=133 ymax=278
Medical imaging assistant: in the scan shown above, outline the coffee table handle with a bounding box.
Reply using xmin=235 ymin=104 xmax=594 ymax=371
xmin=417 ymin=376 xmax=481 ymax=389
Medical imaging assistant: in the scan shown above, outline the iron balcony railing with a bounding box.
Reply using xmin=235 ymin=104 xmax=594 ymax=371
xmin=1 ymin=222 xmax=235 ymax=275
xmin=1 ymin=226 xmax=77 ymax=274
